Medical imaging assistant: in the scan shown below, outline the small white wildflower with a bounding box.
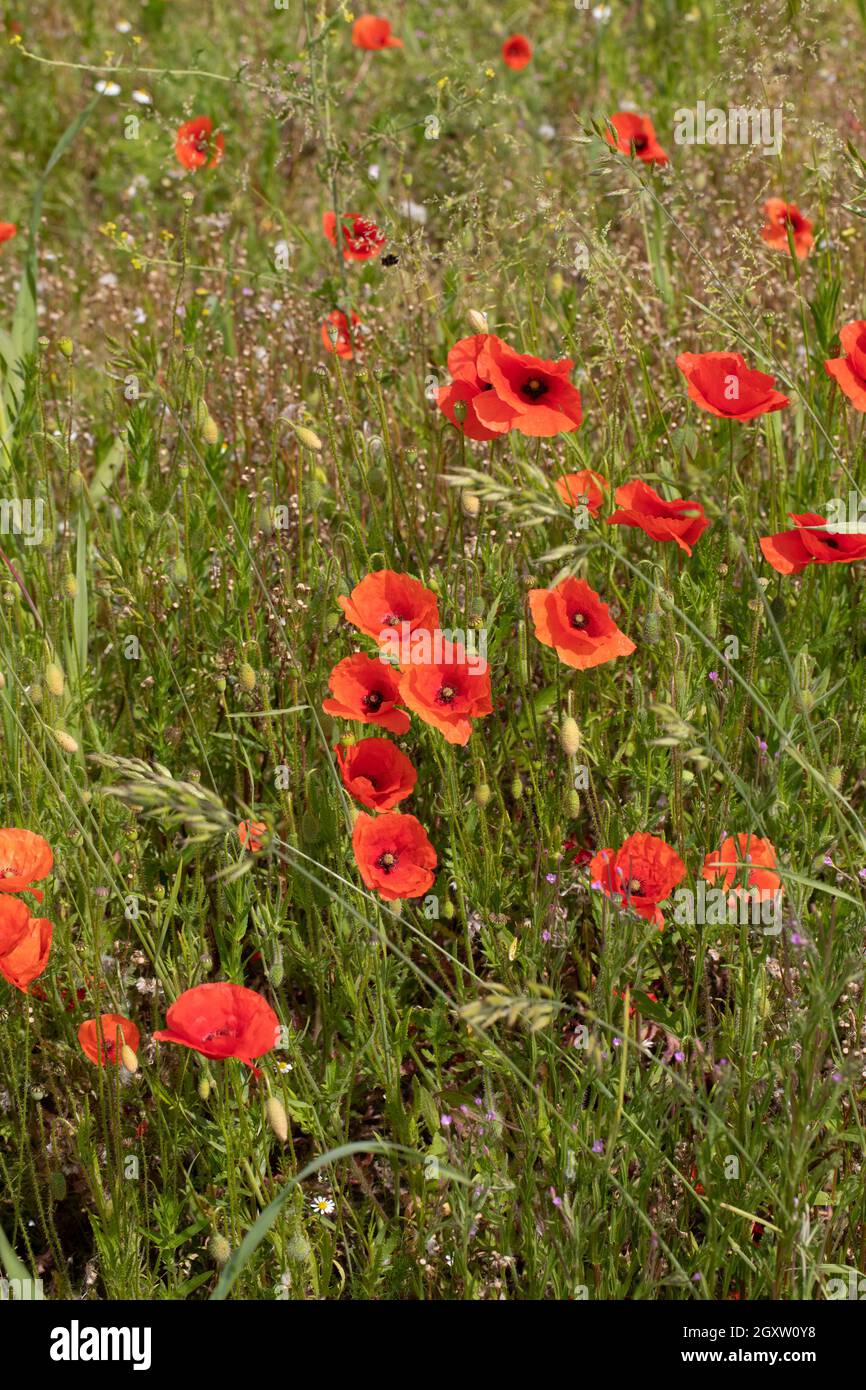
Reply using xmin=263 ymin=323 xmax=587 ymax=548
xmin=310 ymin=1195 xmax=335 ymax=1216
xmin=95 ymin=80 xmax=122 ymax=97
xmin=131 ymin=89 xmax=152 ymax=105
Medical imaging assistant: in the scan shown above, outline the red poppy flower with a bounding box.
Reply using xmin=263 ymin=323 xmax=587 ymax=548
xmin=607 ymin=479 xmax=710 ymax=556
xmin=436 ymin=334 xmax=503 ymax=442
xmin=323 ymin=653 xmax=410 ymax=734
xmin=154 ymin=982 xmax=279 ymax=1068
xmin=502 ymin=34 xmax=532 ymax=70
xmin=761 ymin=199 xmax=813 ymax=259
xmin=0 ymin=828 xmax=53 ymax=903
xmin=323 ymin=211 xmax=386 ymax=262
xmin=78 ymin=1014 xmax=140 ymax=1066
xmin=702 ymin=834 xmax=781 ymax=902
xmin=529 ymin=577 xmax=635 ymax=670
xmin=397 ymin=641 xmax=492 ymax=746
xmin=555 ymin=469 xmax=608 ymax=514
xmin=0 ymin=897 xmax=53 ymax=993
xmin=588 ymin=833 xmax=686 ymax=929
xmin=352 ymin=811 xmax=437 ymax=901
xmin=321 ymin=310 xmax=362 ymax=360
xmin=759 ymin=512 xmax=866 ymax=574
xmin=337 ymin=569 xmax=439 ymax=645
xmin=605 ymin=112 xmax=668 ymax=165
xmin=0 ymin=223 xmax=16 ymax=247
xmin=473 ymin=336 xmax=583 ymax=437
xmin=238 ymin=819 xmax=268 ymax=853
xmin=825 ymin=320 xmax=866 ymax=411
xmin=352 ymin=14 xmax=403 ymax=48
xmin=175 ymin=116 xmax=225 ymax=171
xmin=335 ymin=737 xmax=417 ymax=811
xmin=676 ymin=351 xmax=790 ymax=421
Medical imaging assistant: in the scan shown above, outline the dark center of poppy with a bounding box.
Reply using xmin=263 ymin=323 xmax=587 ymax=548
xmin=522 ymin=377 xmax=548 ymax=401
xmin=633 ymin=135 xmax=648 ymax=152
xmin=571 ymin=611 xmax=587 ymax=629
xmin=377 ymin=851 xmax=397 ymax=872
xmin=822 ymin=537 xmax=839 ymax=549
xmin=363 ymin=690 xmax=383 ymax=712
xmin=382 ymin=612 xmax=403 ymax=626
xmin=437 ymin=684 xmax=457 ymax=703
xmin=202 ymin=1027 xmax=234 ymax=1041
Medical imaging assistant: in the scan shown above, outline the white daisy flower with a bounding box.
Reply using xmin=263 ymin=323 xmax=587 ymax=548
xmin=310 ymin=1196 xmax=335 ymax=1216
xmin=96 ymin=80 xmax=122 ymax=97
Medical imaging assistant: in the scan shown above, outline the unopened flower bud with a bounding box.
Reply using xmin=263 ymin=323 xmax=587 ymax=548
xmin=198 ymin=1077 xmax=211 ymax=1101
xmin=208 ymin=1233 xmax=231 ymax=1266
xmin=461 ymin=489 xmax=480 ymax=517
xmin=64 ymin=575 xmax=78 ymax=599
xmin=121 ymin=1044 xmax=139 ymax=1073
xmin=294 ymin=424 xmax=323 ymax=452
xmin=45 ymin=662 xmax=65 ymax=697
xmin=467 ymin=309 xmax=488 ymax=334
xmin=238 ymin=662 xmax=256 ymax=692
xmin=474 ymin=782 xmax=491 ymax=808
xmin=510 ymin=773 xmax=523 ymax=800
xmin=559 ymin=716 xmax=581 ymax=756
xmin=53 ymin=729 xmax=78 ymax=754
xmin=565 ymin=788 xmax=581 ymax=818
xmin=266 ymin=1095 xmax=288 ymax=1142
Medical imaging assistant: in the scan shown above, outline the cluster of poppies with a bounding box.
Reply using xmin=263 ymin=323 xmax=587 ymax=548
xmin=0 ymin=826 xmax=280 ymax=1074
xmin=323 ymin=569 xmax=493 ymax=900
xmin=0 ymin=829 xmax=54 ymax=992
xmin=590 ymin=832 xmax=781 ymax=930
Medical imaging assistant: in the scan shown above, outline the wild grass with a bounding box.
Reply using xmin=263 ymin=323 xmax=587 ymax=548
xmin=1 ymin=0 xmax=866 ymax=1301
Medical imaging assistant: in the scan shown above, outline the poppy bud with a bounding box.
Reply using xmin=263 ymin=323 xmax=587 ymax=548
xmin=198 ymin=1077 xmax=211 ymax=1101
xmin=452 ymin=399 xmax=468 ymax=423
xmin=443 ymin=899 xmax=455 ymax=920
xmin=45 ymin=661 xmax=65 ymax=697
xmin=461 ymin=489 xmax=480 ymax=517
xmin=565 ymin=788 xmax=581 ymax=818
xmin=121 ymin=1044 xmax=139 ymax=1073
xmin=70 ymin=470 xmax=84 ymax=496
xmin=266 ymin=1095 xmax=288 ymax=1142
xmin=286 ymin=1232 xmax=311 ymax=1262
xmin=510 ymin=773 xmax=523 ymax=800
xmin=238 ymin=662 xmax=256 ymax=692
xmin=301 ymin=811 xmax=320 ymax=844
xmin=474 ymin=782 xmax=492 ymax=808
xmin=29 ymin=682 xmax=43 ymax=704
xmin=467 ymin=309 xmax=488 ymax=334
xmin=64 ymin=575 xmax=78 ymax=599
xmin=559 ymin=716 xmax=581 ymax=756
xmin=643 ymin=607 xmax=662 ymax=644
xmin=208 ymin=1233 xmax=231 ymax=1266
xmin=828 ymin=766 xmax=843 ymax=790
xmin=294 ymin=424 xmax=323 ymax=452
xmin=0 ymin=673 xmax=5 ymax=690
xmin=201 ymin=414 xmax=220 ymax=446
xmin=53 ymin=729 xmax=78 ymax=754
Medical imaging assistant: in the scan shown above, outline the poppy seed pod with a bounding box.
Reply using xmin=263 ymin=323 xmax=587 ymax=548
xmin=559 ymin=716 xmax=581 ymax=756
xmin=58 ymin=336 xmax=74 ymax=359
xmin=266 ymin=1095 xmax=288 ymax=1142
